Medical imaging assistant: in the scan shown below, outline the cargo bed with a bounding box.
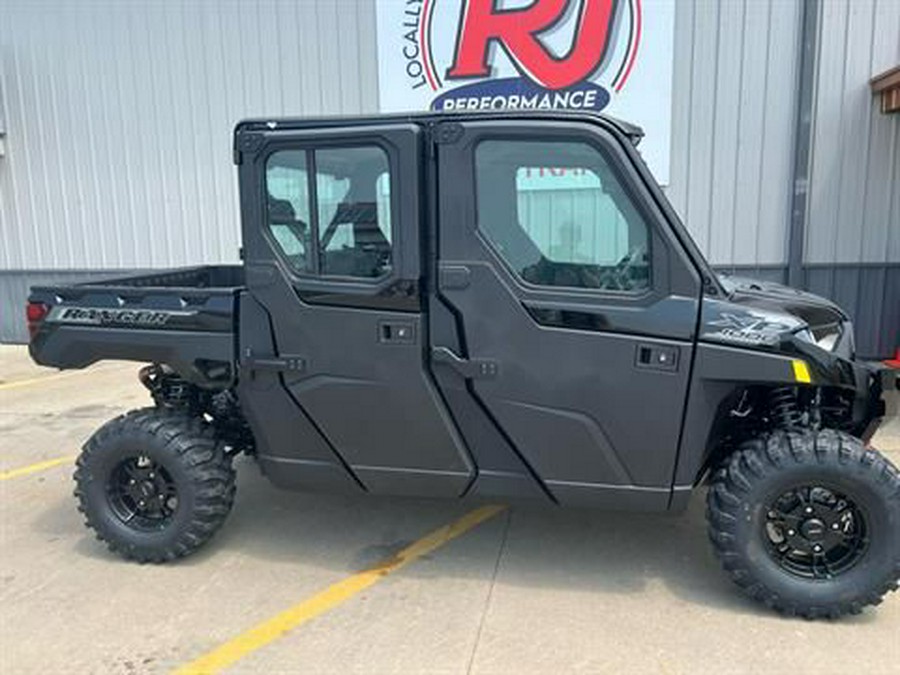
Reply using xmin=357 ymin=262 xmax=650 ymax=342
xmin=28 ymin=265 xmax=243 ymax=386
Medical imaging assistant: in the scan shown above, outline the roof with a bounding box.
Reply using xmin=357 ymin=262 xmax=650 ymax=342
xmin=234 ymin=110 xmax=645 ymax=146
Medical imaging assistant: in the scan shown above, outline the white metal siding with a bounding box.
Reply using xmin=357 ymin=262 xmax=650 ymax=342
xmin=666 ymin=0 xmax=802 ymax=267
xmin=0 ymin=0 xmax=379 ymax=271
xmin=0 ymin=0 xmax=897 ymax=270
xmin=805 ymin=0 xmax=900 ymax=265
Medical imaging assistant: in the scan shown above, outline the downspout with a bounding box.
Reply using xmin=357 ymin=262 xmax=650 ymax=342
xmin=787 ymin=0 xmax=820 ymax=288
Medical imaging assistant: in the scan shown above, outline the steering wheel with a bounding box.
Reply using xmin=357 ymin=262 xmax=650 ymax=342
xmin=598 ymin=245 xmax=647 ymax=291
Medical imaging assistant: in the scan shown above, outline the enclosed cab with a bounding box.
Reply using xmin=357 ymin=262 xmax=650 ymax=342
xmin=28 ymin=112 xmax=898 ymax=618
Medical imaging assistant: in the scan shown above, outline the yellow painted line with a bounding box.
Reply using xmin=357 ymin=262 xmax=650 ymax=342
xmin=174 ymin=503 xmax=507 ymax=675
xmin=0 ymin=369 xmax=86 ymax=391
xmin=792 ymin=359 xmax=812 ymax=384
xmin=0 ymin=456 xmax=74 ymax=481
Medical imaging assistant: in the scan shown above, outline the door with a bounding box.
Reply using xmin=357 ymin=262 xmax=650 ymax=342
xmin=433 ymin=119 xmax=702 ymax=509
xmin=236 ymin=122 xmax=473 ymax=497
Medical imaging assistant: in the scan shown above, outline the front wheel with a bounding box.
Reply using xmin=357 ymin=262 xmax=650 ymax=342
xmin=74 ymin=408 xmax=236 ymax=563
xmin=707 ymin=429 xmax=899 ymax=618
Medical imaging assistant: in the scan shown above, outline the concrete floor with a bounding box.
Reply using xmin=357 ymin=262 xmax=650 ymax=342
xmin=1 ymin=344 xmax=898 ymax=674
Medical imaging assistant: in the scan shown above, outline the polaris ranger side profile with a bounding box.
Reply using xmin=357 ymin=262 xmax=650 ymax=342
xmin=28 ymin=112 xmax=898 ymax=618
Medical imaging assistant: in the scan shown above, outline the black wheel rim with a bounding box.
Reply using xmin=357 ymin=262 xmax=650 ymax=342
xmin=763 ymin=484 xmax=868 ymax=580
xmin=107 ymin=455 xmax=178 ymax=531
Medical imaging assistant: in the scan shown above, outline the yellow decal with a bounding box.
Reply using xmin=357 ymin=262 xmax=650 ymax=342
xmin=792 ymin=359 xmax=812 ymax=384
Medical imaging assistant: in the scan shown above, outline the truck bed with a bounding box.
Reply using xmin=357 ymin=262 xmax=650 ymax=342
xmin=75 ymin=265 xmax=245 ymax=291
xmin=27 ymin=265 xmax=244 ymax=386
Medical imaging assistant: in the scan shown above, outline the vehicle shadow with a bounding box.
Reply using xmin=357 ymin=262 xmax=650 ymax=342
xmin=198 ymin=461 xmax=798 ymax=619
xmin=52 ymin=456 xmax=877 ymax=622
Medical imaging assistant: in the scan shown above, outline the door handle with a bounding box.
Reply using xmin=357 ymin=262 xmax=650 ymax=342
xmin=634 ymin=343 xmax=679 ymax=372
xmin=378 ymin=320 xmax=416 ymax=344
xmin=431 ymin=347 xmax=499 ymax=379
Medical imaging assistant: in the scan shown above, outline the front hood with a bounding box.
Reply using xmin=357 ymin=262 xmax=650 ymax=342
xmin=700 ymin=275 xmax=851 ymax=353
xmin=716 ymin=275 xmax=848 ymax=324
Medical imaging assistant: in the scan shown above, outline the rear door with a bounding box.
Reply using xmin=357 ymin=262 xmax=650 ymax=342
xmin=432 ymin=119 xmax=702 ymax=509
xmin=237 ymin=122 xmax=473 ymax=497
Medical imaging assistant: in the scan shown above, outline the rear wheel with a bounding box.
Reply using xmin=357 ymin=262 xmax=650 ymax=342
xmin=707 ymin=429 xmax=900 ymax=618
xmin=74 ymin=408 xmax=236 ymax=563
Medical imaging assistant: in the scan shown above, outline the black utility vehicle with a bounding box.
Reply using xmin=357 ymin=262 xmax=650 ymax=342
xmin=28 ymin=113 xmax=898 ymax=618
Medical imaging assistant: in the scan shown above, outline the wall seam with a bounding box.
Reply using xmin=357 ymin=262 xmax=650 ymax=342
xmin=729 ymin=0 xmax=749 ymax=268
xmin=704 ymin=0 xmax=723 ymax=256
xmin=829 ymin=0 xmax=852 ymax=297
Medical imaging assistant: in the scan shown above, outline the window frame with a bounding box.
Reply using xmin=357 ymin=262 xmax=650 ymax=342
xmin=473 ymin=135 xmax=656 ymax=298
xmin=261 ymin=138 xmax=399 ymax=286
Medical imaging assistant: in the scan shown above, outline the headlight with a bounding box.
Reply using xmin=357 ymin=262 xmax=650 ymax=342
xmin=795 ymin=324 xmax=843 ymax=352
xmin=794 ymin=328 xmax=815 ymax=345
xmin=815 ymin=330 xmax=840 ymax=352
xmin=811 ymin=323 xmax=842 ymax=352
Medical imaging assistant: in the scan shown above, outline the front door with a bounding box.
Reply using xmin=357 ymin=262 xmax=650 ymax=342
xmin=237 ymin=122 xmax=473 ymax=497
xmin=433 ymin=119 xmax=702 ymax=509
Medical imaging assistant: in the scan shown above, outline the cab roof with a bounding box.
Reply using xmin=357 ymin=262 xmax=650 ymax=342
xmin=234 ymin=110 xmax=645 ymax=146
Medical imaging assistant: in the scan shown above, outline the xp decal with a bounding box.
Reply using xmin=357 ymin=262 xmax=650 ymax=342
xmin=376 ymin=0 xmax=675 ymax=181
xmin=704 ymin=313 xmax=796 ymax=347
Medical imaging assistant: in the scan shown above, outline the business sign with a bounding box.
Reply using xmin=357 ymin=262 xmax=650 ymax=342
xmin=375 ymin=0 xmax=674 ymax=183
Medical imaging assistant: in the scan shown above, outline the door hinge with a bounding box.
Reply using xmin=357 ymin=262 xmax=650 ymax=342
xmin=433 ymin=122 xmax=464 ymax=145
xmin=241 ymin=349 xmax=306 ymax=373
xmin=432 ymin=347 xmax=498 ymax=379
xmin=234 ymin=131 xmax=264 ymax=164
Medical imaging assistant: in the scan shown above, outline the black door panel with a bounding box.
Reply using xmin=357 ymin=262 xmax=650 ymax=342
xmin=433 ymin=120 xmax=702 ymax=508
xmin=239 ymin=125 xmax=475 ymax=498
xmin=440 ymin=262 xmax=691 ymax=489
xmin=236 ymin=293 xmax=363 ymax=494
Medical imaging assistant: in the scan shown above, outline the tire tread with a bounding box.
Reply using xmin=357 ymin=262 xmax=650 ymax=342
xmin=707 ymin=429 xmax=900 ymax=619
xmin=73 ymin=408 xmax=236 ymax=563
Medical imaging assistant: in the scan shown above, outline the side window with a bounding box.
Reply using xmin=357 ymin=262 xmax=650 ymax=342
xmin=475 ymin=140 xmax=651 ymax=292
xmin=317 ymin=147 xmax=393 ymax=278
xmin=264 ymin=145 xmax=393 ymax=279
xmin=266 ymin=150 xmax=312 ymax=273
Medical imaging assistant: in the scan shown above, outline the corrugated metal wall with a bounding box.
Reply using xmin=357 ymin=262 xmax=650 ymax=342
xmin=802 ymin=0 xmax=900 ymax=358
xmin=666 ymin=0 xmax=802 ymax=269
xmin=0 ymin=0 xmax=806 ymax=274
xmin=806 ymin=0 xmax=900 ymax=266
xmin=0 ymin=0 xmax=897 ymax=353
xmin=0 ymin=0 xmax=379 ymax=271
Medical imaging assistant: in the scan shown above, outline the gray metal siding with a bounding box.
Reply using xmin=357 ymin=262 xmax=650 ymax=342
xmin=666 ymin=0 xmax=801 ymax=266
xmin=805 ymin=264 xmax=900 ymax=358
xmin=0 ymin=0 xmax=379 ymax=272
xmin=806 ymin=0 xmax=900 ymax=265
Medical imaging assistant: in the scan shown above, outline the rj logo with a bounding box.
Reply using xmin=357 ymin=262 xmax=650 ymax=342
xmin=446 ymin=0 xmax=620 ymax=90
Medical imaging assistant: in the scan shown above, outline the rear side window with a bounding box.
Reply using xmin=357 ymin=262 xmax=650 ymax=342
xmin=266 ymin=150 xmax=312 ymax=273
xmin=265 ymin=146 xmax=393 ymax=279
xmin=475 ymin=140 xmax=651 ymax=292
